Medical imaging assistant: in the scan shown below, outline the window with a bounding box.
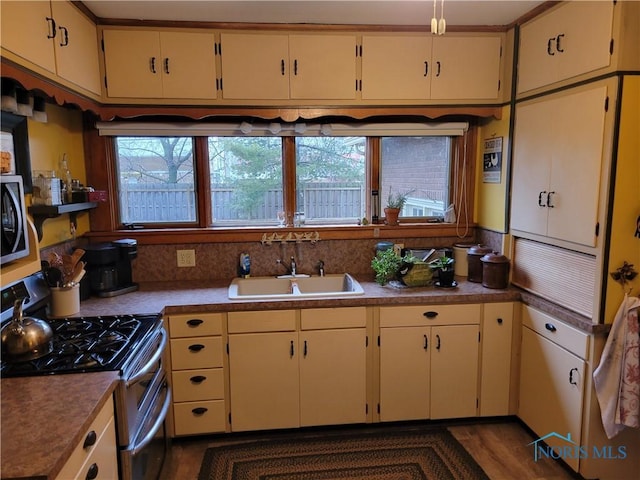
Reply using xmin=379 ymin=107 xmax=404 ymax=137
xmin=114 ymin=137 xmax=196 ymax=224
xmin=100 ymin=121 xmax=467 ymax=229
xmin=208 ymin=137 xmax=283 ymax=226
xmin=380 ymin=137 xmax=452 ymax=219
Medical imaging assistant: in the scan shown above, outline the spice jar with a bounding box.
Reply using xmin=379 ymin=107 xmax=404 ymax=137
xmin=480 ymin=252 xmax=511 ymax=289
xmin=467 ymin=245 xmax=492 ymax=283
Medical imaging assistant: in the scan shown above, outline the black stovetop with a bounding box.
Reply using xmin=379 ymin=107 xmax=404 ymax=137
xmin=1 ymin=313 xmax=161 ymax=377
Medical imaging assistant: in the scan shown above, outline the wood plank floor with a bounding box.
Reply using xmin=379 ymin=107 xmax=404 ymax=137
xmin=161 ymin=419 xmax=579 ymax=480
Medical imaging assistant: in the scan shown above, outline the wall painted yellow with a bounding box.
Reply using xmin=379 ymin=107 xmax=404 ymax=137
xmin=26 ymin=103 xmax=90 ymax=248
xmin=604 ymin=75 xmax=640 ymax=323
xmin=475 ymin=105 xmax=511 ymax=233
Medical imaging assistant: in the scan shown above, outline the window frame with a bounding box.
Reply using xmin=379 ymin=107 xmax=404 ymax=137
xmin=87 ymin=121 xmax=478 ymax=240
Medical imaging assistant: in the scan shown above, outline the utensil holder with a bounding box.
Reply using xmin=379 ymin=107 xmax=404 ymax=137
xmin=50 ymin=284 xmax=80 ymax=317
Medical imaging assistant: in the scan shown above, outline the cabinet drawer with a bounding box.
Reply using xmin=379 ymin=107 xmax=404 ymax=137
xmin=55 ymin=403 xmax=117 ymax=480
xmin=522 ymin=305 xmax=589 ymax=359
xmin=301 ymin=307 xmax=366 ymax=330
xmin=171 ymin=337 xmax=223 ymax=370
xmin=172 ymin=368 xmax=224 ymax=402
xmin=173 ymin=400 xmax=226 ymax=436
xmin=228 ymin=310 xmax=296 ymax=333
xmin=380 ymin=304 xmax=481 ymax=327
xmin=168 ymin=313 xmax=223 ymax=338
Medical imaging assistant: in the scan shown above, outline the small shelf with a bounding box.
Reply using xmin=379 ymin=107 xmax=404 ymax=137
xmin=28 ymin=202 xmax=98 ymax=241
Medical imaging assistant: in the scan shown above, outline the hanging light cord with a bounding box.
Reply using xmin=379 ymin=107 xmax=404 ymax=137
xmin=455 ymin=133 xmax=470 ymax=239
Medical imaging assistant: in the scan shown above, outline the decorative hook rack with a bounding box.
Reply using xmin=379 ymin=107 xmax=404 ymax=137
xmin=261 ymin=231 xmax=321 ymax=246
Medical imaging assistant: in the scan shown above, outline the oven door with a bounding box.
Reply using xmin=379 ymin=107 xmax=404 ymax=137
xmin=116 ymin=326 xmax=168 ymax=447
xmin=119 ymin=377 xmax=171 ymax=480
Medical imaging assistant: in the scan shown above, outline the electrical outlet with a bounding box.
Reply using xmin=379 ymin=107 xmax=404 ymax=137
xmin=177 ymin=249 xmax=196 ymax=267
xmin=373 ymin=228 xmax=380 ymax=238
xmin=393 ymin=243 xmax=405 ymax=255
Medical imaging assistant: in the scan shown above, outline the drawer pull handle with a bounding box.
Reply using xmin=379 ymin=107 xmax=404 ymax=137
xmin=545 ymin=323 xmax=557 ymax=332
xmin=423 ymin=311 xmax=438 ymax=319
xmin=150 ymin=56 xmax=157 ymax=74
xmin=83 ymin=430 xmax=97 ymax=449
xmin=290 ymin=340 xmax=295 ymax=357
xmin=85 ymin=463 xmax=99 ymax=480
xmin=192 ymin=407 xmax=208 ymax=416
xmin=303 ymin=340 xmax=308 ymax=357
xmin=436 ymin=334 xmax=441 ymax=351
xmin=547 ymin=37 xmax=555 ymax=56
xmin=189 ymin=344 xmax=205 ymax=352
xmin=423 ymin=334 xmax=428 ymax=350
xmin=497 ymin=317 xmax=503 ymax=324
xmin=186 ymin=318 xmax=204 ymax=327
xmin=46 ymin=17 xmax=57 ymax=39
xmin=569 ymin=367 xmax=579 ymax=385
xmin=190 ymin=375 xmax=207 ymax=384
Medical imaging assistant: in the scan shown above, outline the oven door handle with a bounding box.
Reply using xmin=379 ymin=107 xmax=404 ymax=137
xmin=130 ymin=383 xmax=171 ymax=456
xmin=126 ymin=328 xmax=167 ymax=387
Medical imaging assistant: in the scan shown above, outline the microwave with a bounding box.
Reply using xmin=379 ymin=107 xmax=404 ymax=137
xmin=1 ymin=175 xmax=30 ymax=265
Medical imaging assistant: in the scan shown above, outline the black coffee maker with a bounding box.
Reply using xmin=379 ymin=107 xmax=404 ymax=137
xmin=82 ymin=239 xmax=139 ymax=298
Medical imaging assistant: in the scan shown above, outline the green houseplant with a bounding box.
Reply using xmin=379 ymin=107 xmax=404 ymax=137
xmin=371 ymin=249 xmax=403 ymax=285
xmin=384 ymin=188 xmax=412 ymax=226
xmin=430 ymin=255 xmax=455 ymax=287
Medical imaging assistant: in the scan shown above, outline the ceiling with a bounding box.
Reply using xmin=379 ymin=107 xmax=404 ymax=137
xmin=82 ymin=0 xmax=545 ymax=27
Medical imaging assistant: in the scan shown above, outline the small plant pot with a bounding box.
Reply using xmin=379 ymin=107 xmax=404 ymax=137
xmin=384 ymin=207 xmax=400 ymax=226
xmin=437 ymin=268 xmax=455 ymax=287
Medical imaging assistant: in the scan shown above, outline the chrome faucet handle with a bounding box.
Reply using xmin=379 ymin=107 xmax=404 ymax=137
xmin=290 ymin=256 xmax=297 ymax=275
xmin=317 ymin=260 xmax=325 ymax=277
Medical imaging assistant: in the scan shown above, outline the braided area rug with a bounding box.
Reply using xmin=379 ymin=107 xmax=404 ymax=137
xmin=198 ymin=425 xmax=489 ymax=480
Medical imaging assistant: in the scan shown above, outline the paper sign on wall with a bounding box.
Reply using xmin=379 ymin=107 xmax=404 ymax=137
xmin=483 ymin=137 xmax=502 ymax=183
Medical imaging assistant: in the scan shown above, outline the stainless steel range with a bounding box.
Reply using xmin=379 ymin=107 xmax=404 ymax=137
xmin=0 ymin=271 xmax=170 ymax=480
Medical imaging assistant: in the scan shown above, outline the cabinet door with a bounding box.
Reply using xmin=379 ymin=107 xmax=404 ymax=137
xmin=511 ymin=98 xmax=553 ymax=236
xmin=379 ymin=326 xmax=430 ymax=421
xmin=159 ymin=31 xmax=217 ymax=99
xmin=0 ymin=1 xmax=56 ymax=74
xmin=480 ymin=303 xmax=513 ymax=416
xmin=51 ymin=1 xmax=101 ymax=95
xmin=103 ymin=29 xmax=163 ymax=98
xmin=430 ymin=325 xmax=479 ymax=419
xmin=361 ymin=35 xmax=431 ymax=100
xmin=289 ymin=34 xmax=356 ymax=100
xmin=519 ymin=326 xmax=585 ymax=472
xmin=546 ymin=85 xmax=607 ymax=247
xmin=299 ymin=328 xmax=367 ymax=426
xmin=431 ymin=36 xmax=502 ymax=100
xmin=228 ymin=332 xmax=299 ymax=431
xmin=220 ymin=33 xmax=290 ymax=99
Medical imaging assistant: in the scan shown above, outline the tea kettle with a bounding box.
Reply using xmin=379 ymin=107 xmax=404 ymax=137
xmin=1 ymin=298 xmax=53 ymax=360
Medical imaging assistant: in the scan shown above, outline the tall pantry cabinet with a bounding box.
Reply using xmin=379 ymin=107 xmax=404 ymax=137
xmin=511 ymin=1 xmax=640 ymax=479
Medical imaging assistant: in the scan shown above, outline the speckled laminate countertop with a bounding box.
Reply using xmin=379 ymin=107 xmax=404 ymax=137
xmin=1 ymin=371 xmax=119 ymax=480
xmin=74 ymin=275 xmax=606 ymax=334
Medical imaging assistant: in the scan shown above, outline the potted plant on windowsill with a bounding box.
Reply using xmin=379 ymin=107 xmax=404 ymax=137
xmin=384 ymin=188 xmax=411 ymax=226
xmin=430 ymin=255 xmax=456 ymax=287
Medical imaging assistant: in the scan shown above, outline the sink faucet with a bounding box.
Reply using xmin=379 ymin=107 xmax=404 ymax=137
xmin=276 ymin=257 xmax=297 ymax=276
xmin=317 ymin=260 xmax=325 ymax=277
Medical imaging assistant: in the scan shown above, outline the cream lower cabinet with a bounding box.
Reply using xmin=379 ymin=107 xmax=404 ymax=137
xmin=379 ymin=304 xmax=480 ymax=421
xmin=168 ymin=312 xmax=226 ymax=436
xmin=55 ymin=398 xmax=118 ymax=480
xmin=228 ymin=307 xmax=368 ymax=432
xmin=519 ymin=305 xmax=588 ymax=473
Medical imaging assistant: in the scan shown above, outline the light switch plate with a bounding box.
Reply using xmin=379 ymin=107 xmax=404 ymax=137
xmin=177 ymin=249 xmax=196 ymax=267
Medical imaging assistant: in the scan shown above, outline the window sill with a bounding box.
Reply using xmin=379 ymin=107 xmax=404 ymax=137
xmin=84 ymin=223 xmax=477 ymax=244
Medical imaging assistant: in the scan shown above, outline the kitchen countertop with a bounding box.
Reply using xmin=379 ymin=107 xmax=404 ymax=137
xmin=75 ymin=275 xmax=606 ymax=334
xmin=1 ymin=371 xmax=119 ymax=480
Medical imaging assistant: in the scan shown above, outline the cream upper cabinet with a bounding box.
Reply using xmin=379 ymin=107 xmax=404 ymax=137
xmin=1 ymin=0 xmax=100 ymax=95
xmin=511 ymin=82 xmax=610 ymax=248
xmin=220 ymin=33 xmax=357 ymax=100
xmin=518 ymin=1 xmax=614 ymax=94
xmin=361 ymin=34 xmax=501 ymax=101
xmin=102 ymin=29 xmax=217 ymax=99
xmin=430 ymin=36 xmax=502 ymax=100
xmin=361 ymin=35 xmax=432 ymax=100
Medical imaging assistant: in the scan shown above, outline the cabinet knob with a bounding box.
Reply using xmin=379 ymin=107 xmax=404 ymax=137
xmin=496 ymin=317 xmax=503 ymax=324
xmin=423 ymin=311 xmax=438 ymax=319
xmin=188 ymin=344 xmax=205 ymax=352
xmin=544 ymin=323 xmax=557 ymax=332
xmin=85 ymin=463 xmax=99 ymax=480
xmin=192 ymin=407 xmax=208 ymax=416
xmin=82 ymin=430 xmax=97 ymax=449
xmin=186 ymin=318 xmax=204 ymax=327
xmin=190 ymin=375 xmax=207 ymax=384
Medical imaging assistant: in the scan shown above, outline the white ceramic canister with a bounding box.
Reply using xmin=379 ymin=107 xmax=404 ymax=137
xmin=453 ymin=243 xmax=474 ymax=277
xmin=50 ymin=284 xmax=80 ymax=317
